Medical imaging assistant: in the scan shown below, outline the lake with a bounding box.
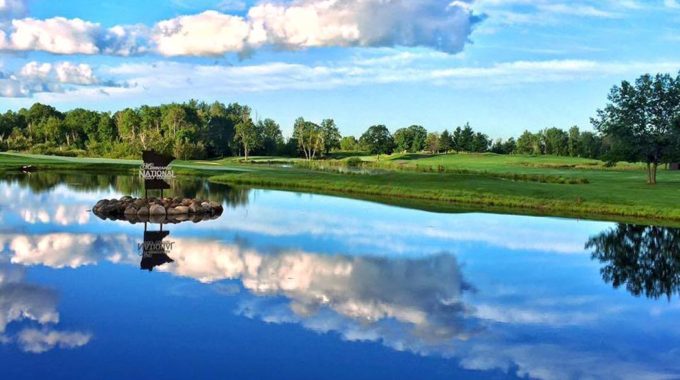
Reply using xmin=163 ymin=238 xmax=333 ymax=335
xmin=1 ymin=172 xmax=678 ymax=379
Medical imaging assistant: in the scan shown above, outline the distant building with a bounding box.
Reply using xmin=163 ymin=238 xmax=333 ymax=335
xmin=671 ymin=163 xmax=680 ymax=170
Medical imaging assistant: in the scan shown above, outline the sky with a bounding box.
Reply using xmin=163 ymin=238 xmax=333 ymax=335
xmin=0 ymin=0 xmax=679 ymax=138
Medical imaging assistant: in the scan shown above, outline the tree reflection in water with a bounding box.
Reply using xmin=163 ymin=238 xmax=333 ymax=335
xmin=0 ymin=172 xmax=251 ymax=208
xmin=586 ymin=224 xmax=680 ymax=300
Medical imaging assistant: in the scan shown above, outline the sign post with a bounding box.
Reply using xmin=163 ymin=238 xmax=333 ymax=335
xmin=139 ymin=150 xmax=176 ymax=199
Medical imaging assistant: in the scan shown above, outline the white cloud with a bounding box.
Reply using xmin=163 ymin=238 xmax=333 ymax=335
xmin=53 ymin=62 xmax=97 ymax=84
xmin=97 ymin=57 xmax=680 ymax=99
xmin=665 ymin=0 xmax=680 ymax=8
xmin=16 ymin=328 xmax=91 ymax=353
xmin=19 ymin=61 xmax=97 ymax=85
xmin=1 ymin=17 xmax=100 ymax=54
xmin=244 ymin=0 xmax=477 ymax=53
xmin=0 ymin=16 xmax=147 ymax=55
xmin=0 ymin=60 xmax=122 ymax=98
xmin=153 ymin=11 xmax=251 ymax=56
xmin=1 ymin=0 xmax=478 ymax=57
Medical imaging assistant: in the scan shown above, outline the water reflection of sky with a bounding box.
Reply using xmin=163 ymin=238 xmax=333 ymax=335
xmin=0 ymin=175 xmax=679 ymax=380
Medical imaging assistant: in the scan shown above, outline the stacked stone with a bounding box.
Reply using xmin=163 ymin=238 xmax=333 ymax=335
xmin=93 ymin=196 xmax=223 ymax=222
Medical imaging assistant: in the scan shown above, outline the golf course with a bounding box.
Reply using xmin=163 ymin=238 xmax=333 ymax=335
xmin=3 ymin=151 xmax=679 ymax=225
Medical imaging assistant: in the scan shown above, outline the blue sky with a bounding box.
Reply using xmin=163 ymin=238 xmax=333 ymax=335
xmin=0 ymin=0 xmax=679 ymax=138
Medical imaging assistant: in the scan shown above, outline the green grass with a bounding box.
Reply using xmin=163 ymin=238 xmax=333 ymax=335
xmin=3 ymin=152 xmax=680 ymax=225
xmin=208 ymin=152 xmax=680 ymax=224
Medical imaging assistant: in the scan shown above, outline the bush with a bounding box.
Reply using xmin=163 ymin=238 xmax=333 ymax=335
xmin=345 ymin=157 xmax=362 ymax=167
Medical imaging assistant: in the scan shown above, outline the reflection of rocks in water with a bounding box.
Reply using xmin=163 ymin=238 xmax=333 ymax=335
xmin=93 ymin=196 xmax=223 ymax=224
xmin=587 ymin=224 xmax=680 ymax=300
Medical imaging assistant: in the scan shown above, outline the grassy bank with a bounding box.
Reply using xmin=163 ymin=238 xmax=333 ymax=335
xmin=3 ymin=152 xmax=680 ymax=224
xmin=208 ymin=153 xmax=680 ymax=224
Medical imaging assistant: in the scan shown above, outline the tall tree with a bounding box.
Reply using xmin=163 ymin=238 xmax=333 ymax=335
xmin=439 ymin=129 xmax=453 ymax=153
xmin=360 ymin=125 xmax=394 ymax=155
xmin=393 ymin=127 xmax=413 ymax=153
xmin=578 ymin=131 xmax=602 ymax=159
xmin=257 ymin=118 xmax=284 ymax=156
xmin=293 ymin=117 xmax=324 ymax=160
xmin=455 ymin=123 xmax=475 ymax=152
xmin=542 ymin=127 xmax=569 ymax=156
xmin=568 ymin=126 xmax=580 ymax=157
xmin=64 ymin=108 xmax=99 ymax=147
xmin=234 ymin=107 xmax=259 ymax=160
xmin=425 ymin=132 xmax=440 ymax=154
xmin=591 ymin=72 xmax=680 ymax=184
xmin=471 ymin=132 xmax=490 ymax=152
xmin=116 ymin=108 xmax=141 ymax=142
xmin=320 ymin=119 xmax=341 ymax=154
xmin=407 ymin=125 xmax=428 ymax=152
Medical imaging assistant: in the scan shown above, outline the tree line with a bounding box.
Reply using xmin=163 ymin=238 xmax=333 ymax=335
xmin=0 ymin=102 xmax=607 ymax=160
xmin=0 ymin=72 xmax=678 ymax=179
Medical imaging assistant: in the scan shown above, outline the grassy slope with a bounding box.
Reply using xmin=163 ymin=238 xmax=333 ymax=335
xmin=2 ymin=152 xmax=680 ymax=224
xmin=209 ymin=153 xmax=680 ymax=224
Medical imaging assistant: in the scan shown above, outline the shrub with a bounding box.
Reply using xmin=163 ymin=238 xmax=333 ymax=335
xmin=345 ymin=157 xmax=362 ymax=167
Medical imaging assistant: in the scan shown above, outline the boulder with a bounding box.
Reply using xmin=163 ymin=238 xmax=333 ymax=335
xmin=93 ymin=195 xmax=223 ymax=224
xmin=174 ymin=206 xmax=189 ymax=214
xmin=167 ymin=207 xmax=182 ymax=215
xmin=149 ymin=204 xmax=166 ymax=216
xmin=188 ymin=202 xmax=200 ymax=213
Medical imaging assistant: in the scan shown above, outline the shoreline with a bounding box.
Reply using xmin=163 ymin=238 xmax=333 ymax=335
xmin=3 ymin=152 xmax=680 ymax=227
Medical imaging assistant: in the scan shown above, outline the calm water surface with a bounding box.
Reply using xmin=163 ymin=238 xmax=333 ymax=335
xmin=0 ymin=172 xmax=679 ymax=380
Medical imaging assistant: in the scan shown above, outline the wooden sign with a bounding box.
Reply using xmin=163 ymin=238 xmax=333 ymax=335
xmin=139 ymin=150 xmax=175 ymax=190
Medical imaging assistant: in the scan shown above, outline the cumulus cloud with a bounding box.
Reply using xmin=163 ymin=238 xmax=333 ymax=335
xmin=0 ymin=60 xmax=125 ymax=98
xmin=153 ymin=11 xmax=250 ymax=56
xmin=153 ymin=0 xmax=479 ymax=56
xmin=1 ymin=17 xmax=100 ymax=54
xmin=0 ymin=16 xmax=147 ymax=55
xmin=0 ymin=0 xmax=478 ymax=57
xmin=16 ymin=328 xmax=91 ymax=353
xmin=20 ymin=61 xmax=97 ymax=84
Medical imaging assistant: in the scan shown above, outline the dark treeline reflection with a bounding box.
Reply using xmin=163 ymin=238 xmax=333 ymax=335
xmin=587 ymin=224 xmax=680 ymax=300
xmin=0 ymin=172 xmax=250 ymax=208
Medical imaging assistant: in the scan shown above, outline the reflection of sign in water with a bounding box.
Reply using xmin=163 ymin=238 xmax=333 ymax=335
xmin=138 ymin=222 xmax=174 ymax=272
xmin=140 ymin=150 xmax=175 ymax=191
